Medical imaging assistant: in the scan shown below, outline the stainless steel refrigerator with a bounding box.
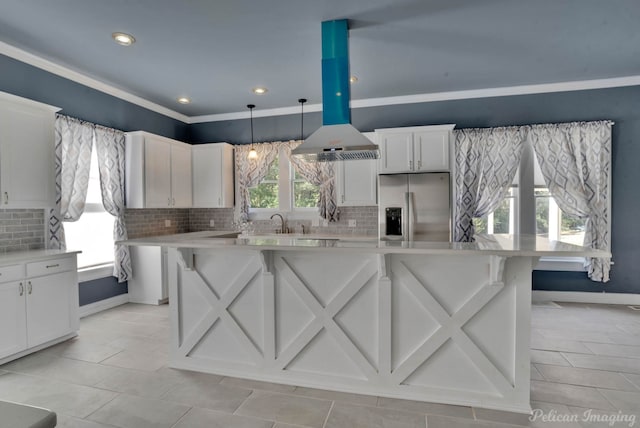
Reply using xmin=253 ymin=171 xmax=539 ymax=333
xmin=378 ymin=172 xmax=451 ymax=242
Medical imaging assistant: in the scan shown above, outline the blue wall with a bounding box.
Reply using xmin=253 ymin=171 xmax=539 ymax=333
xmin=0 ymin=54 xmax=188 ymax=140
xmin=189 ymin=86 xmax=640 ymax=295
xmin=79 ymin=276 xmax=128 ymax=306
xmin=2 ymin=53 xmax=638 ymax=294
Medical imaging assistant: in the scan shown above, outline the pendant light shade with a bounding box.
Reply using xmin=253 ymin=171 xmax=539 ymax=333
xmin=247 ymin=104 xmax=258 ymax=160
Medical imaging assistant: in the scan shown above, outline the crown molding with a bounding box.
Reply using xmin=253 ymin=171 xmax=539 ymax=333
xmin=0 ymin=41 xmax=190 ymax=123
xmin=3 ymin=41 xmax=640 ymax=125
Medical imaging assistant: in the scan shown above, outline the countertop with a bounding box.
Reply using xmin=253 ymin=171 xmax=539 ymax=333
xmin=119 ymin=231 xmax=610 ymax=257
xmin=0 ymin=249 xmax=81 ymax=265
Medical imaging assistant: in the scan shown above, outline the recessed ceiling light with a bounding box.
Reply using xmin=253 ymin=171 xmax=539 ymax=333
xmin=177 ymin=97 xmax=191 ymax=104
xmin=252 ymin=87 xmax=268 ymax=95
xmin=349 ymin=76 xmax=358 ymax=84
xmin=112 ymin=32 xmax=135 ymax=46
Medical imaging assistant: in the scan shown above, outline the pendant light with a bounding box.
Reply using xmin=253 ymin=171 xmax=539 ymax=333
xmin=298 ymin=98 xmax=307 ymax=143
xmin=247 ymin=104 xmax=258 ymax=160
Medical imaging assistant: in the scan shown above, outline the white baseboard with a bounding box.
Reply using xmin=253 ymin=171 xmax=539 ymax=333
xmin=79 ymin=294 xmax=129 ymax=318
xmin=533 ymin=290 xmax=640 ymax=306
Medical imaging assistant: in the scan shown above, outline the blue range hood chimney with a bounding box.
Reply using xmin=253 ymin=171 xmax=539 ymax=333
xmin=291 ymin=20 xmax=380 ymax=162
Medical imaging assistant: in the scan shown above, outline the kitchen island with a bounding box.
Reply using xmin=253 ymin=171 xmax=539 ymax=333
xmin=122 ymin=233 xmax=607 ymax=413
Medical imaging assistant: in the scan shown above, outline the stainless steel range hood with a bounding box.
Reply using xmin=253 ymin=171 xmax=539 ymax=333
xmin=291 ymin=20 xmax=379 ymax=162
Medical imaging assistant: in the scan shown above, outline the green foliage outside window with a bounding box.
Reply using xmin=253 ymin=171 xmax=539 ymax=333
xmin=250 ymin=158 xmax=278 ymax=209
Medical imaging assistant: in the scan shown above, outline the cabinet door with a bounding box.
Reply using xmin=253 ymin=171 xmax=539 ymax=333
xmin=170 ymin=143 xmax=192 ymax=208
xmin=336 ymin=159 xmax=377 ymax=206
xmin=25 ymin=271 xmax=76 ymax=348
xmin=378 ymin=132 xmax=413 ymax=173
xmin=414 ymin=131 xmax=450 ymax=172
xmin=0 ymin=281 xmax=27 ymax=359
xmin=192 ymin=145 xmax=222 ymax=207
xmin=0 ymin=99 xmax=55 ymax=208
xmin=144 ymin=137 xmax=172 ymax=207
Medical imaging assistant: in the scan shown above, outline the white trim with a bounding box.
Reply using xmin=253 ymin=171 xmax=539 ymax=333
xmin=189 ymin=75 xmax=640 ymax=123
xmin=77 ymin=265 xmax=114 ymax=282
xmin=0 ymin=41 xmax=189 ymax=123
xmin=3 ymin=39 xmax=640 ymax=124
xmin=79 ymin=293 xmax=129 ymax=318
xmin=532 ymin=291 xmax=640 ymax=306
xmin=534 ymin=257 xmax=587 ymax=272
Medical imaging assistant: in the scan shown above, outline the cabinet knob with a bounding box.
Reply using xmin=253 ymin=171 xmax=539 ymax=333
xmin=27 ymin=281 xmax=32 ymax=295
xmin=3 ymin=192 xmax=8 ymax=204
xmin=409 ymin=160 xmax=413 ymax=170
xmin=19 ymin=282 xmax=24 ymax=296
xmin=168 ymin=197 xmax=171 ymax=206
xmin=417 ymin=160 xmax=422 ymax=170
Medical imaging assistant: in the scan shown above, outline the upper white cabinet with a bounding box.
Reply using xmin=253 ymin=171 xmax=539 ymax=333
xmin=335 ymin=132 xmax=377 ymax=206
xmin=125 ymin=131 xmax=192 ymax=208
xmin=192 ymin=143 xmax=235 ymax=208
xmin=376 ymin=124 xmax=455 ymax=174
xmin=0 ymin=92 xmax=58 ymax=208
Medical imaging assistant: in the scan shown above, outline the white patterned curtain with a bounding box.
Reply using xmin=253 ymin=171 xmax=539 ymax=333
xmin=285 ymin=141 xmax=339 ymax=222
xmin=529 ymin=121 xmax=613 ymax=282
xmin=48 ymin=115 xmax=94 ymax=249
xmin=453 ymin=126 xmax=527 ymax=241
xmin=235 ymin=142 xmax=281 ymax=221
xmin=94 ymin=125 xmax=132 ymax=283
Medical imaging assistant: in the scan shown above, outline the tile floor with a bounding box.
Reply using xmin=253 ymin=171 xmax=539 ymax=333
xmin=0 ymin=302 xmax=639 ymax=427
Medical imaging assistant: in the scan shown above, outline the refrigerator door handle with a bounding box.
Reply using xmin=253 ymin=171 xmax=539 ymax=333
xmin=405 ymin=192 xmax=415 ymax=241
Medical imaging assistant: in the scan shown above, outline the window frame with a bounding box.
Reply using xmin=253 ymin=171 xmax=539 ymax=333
xmin=248 ymin=147 xmax=320 ymax=220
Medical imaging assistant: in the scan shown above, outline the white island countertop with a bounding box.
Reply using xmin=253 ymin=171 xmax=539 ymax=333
xmin=120 ymin=231 xmax=609 ymax=258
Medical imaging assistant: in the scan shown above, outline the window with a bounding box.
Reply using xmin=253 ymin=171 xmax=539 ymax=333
xmin=475 ymin=145 xmax=589 ymax=270
xmin=249 ymin=148 xmax=320 ymax=215
xmin=64 ymin=149 xmax=115 ymax=270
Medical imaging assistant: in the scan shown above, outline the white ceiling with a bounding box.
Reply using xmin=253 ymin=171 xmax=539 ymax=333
xmin=1 ymin=0 xmax=639 ymax=119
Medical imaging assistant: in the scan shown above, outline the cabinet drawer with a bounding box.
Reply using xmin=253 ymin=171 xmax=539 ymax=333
xmin=0 ymin=264 xmax=24 ymax=283
xmin=26 ymin=257 xmax=75 ymax=278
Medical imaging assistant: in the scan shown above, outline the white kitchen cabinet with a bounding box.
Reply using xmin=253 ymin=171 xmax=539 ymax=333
xmin=125 ymin=131 xmax=192 ymax=208
xmin=192 ymin=143 xmax=235 ymax=208
xmin=335 ymin=132 xmax=377 ymax=206
xmin=0 ymin=92 xmax=58 ymax=208
xmin=0 ymin=252 xmax=79 ymax=365
xmin=128 ymin=246 xmax=167 ymax=305
xmin=376 ymin=124 xmax=455 ymax=174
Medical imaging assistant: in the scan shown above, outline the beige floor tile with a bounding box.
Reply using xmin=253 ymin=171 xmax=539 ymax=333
xmin=56 ymin=414 xmax=117 ymax=428
xmin=292 ymin=386 xmax=378 ymax=406
xmin=235 ymin=390 xmax=332 ymax=428
xmin=621 ymin=373 xmax=640 ymax=390
xmin=100 ymin=348 xmax=168 ymax=371
xmin=87 ymin=394 xmax=189 ymax=428
xmin=325 ymin=402 xmax=425 ymax=428
xmin=597 ymin=389 xmax=640 ymax=411
xmin=220 ymin=376 xmax=296 ymax=393
xmin=535 ymin=364 xmax=639 ymax=391
xmin=562 ymin=353 xmax=640 ymax=375
xmin=160 ymin=380 xmax=251 ymax=413
xmin=530 ymin=336 xmax=593 ymax=354
xmin=567 ymin=406 xmax=640 ymax=428
xmin=531 ymin=364 xmax=545 ymax=381
xmin=154 ymin=366 xmax=224 ymax=385
xmin=44 ymin=337 xmax=124 ymax=363
xmin=173 ymin=407 xmax=273 ymax=428
xmin=2 ymin=353 xmax=117 ymax=386
xmin=530 ymin=350 xmax=571 ymax=366
xmin=473 ymin=407 xmax=532 ymax=426
xmin=528 ymin=401 xmax=584 ymax=428
xmin=426 ymin=414 xmax=520 ymax=427
xmin=583 ymin=342 xmax=640 ymax=359
xmin=0 ymin=372 xmax=117 ymax=419
xmin=92 ymin=366 xmax=180 ymax=399
xmin=377 ymin=397 xmax=474 ymax=419
xmin=531 ymin=381 xmax=615 ymax=411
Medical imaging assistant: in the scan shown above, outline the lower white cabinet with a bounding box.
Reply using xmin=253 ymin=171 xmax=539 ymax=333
xmin=128 ymin=246 xmax=167 ymax=305
xmin=0 ymin=252 xmax=79 ymax=364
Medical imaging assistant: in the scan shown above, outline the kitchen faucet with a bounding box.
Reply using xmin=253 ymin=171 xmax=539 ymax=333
xmin=270 ymin=213 xmax=286 ymax=234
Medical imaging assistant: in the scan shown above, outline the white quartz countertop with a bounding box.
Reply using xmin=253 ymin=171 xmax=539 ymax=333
xmin=0 ymin=249 xmax=81 ymax=264
xmin=119 ymin=231 xmax=609 ymax=257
